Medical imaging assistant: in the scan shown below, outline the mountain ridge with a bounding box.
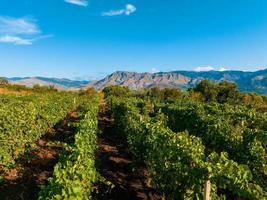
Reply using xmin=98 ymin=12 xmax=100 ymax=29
xmin=5 ymin=68 xmax=267 ymax=94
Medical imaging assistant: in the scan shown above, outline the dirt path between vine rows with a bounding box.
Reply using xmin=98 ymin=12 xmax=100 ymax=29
xmin=0 ymin=112 xmax=80 ymax=200
xmin=94 ymin=103 xmax=161 ymax=200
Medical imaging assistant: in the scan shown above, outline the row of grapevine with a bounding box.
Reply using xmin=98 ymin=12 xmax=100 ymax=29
xmin=0 ymin=92 xmax=85 ymax=169
xmin=159 ymin=100 xmax=267 ymax=190
xmin=38 ymin=97 xmax=99 ymax=200
xmin=108 ymin=97 xmax=267 ymax=199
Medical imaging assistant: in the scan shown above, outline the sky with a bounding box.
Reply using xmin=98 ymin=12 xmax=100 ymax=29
xmin=0 ymin=0 xmax=267 ymax=79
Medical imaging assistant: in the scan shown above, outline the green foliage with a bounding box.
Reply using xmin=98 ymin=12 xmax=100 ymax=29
xmin=241 ymin=92 xmax=267 ymax=112
xmin=0 ymin=84 xmax=30 ymax=92
xmin=38 ymin=98 xmax=99 ymax=200
xmin=144 ymin=87 xmax=183 ymax=102
xmin=102 ymin=85 xmax=131 ymax=98
xmin=1 ymin=83 xmax=266 ymax=199
xmin=107 ymin=96 xmax=267 ymax=199
xmin=193 ymin=80 xmax=239 ymax=103
xmin=145 ymin=124 xmax=206 ymax=199
xmin=0 ymin=92 xmax=88 ymax=169
xmin=161 ymin=100 xmax=267 ymax=192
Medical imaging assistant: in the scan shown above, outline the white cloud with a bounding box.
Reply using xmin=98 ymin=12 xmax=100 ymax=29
xmin=125 ymin=4 xmax=137 ymax=15
xmin=0 ymin=16 xmax=40 ymax=35
xmin=102 ymin=4 xmax=137 ymax=16
xmin=194 ymin=66 xmax=215 ymax=72
xmin=102 ymin=10 xmax=125 ymax=16
xmin=0 ymin=35 xmax=32 ymax=45
xmin=193 ymin=66 xmax=230 ymax=72
xmin=0 ymin=16 xmax=51 ymax=45
xmin=218 ymin=67 xmax=228 ymax=71
xmin=65 ymin=0 xmax=88 ymax=7
xmin=151 ymin=68 xmax=159 ymax=73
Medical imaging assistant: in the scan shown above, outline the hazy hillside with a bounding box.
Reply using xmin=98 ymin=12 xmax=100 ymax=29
xmin=8 ymin=77 xmax=90 ymax=89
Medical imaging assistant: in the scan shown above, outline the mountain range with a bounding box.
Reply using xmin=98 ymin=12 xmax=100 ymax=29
xmin=8 ymin=77 xmax=90 ymax=90
xmin=6 ymin=68 xmax=267 ymax=94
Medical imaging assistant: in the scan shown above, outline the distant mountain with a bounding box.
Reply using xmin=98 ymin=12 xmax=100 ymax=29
xmin=7 ymin=77 xmax=90 ymax=89
xmin=88 ymin=69 xmax=267 ymax=94
xmin=4 ymin=68 xmax=267 ymax=94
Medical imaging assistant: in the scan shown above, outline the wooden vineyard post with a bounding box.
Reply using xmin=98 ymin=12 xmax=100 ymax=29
xmin=204 ymin=156 xmax=211 ymax=200
xmin=204 ymin=179 xmax=211 ymax=200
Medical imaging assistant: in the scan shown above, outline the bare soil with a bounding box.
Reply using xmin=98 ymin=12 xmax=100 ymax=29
xmin=93 ymin=103 xmax=161 ymax=200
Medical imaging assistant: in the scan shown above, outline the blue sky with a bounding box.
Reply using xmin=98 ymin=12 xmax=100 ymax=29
xmin=0 ymin=0 xmax=267 ymax=79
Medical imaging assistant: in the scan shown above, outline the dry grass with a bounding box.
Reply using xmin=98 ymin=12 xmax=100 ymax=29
xmin=0 ymin=88 xmax=30 ymax=95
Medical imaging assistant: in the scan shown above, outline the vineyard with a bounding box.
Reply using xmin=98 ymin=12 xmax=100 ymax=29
xmin=0 ymin=82 xmax=266 ymax=199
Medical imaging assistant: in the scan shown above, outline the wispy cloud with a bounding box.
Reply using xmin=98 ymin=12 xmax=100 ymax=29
xmin=194 ymin=66 xmax=229 ymax=72
xmin=0 ymin=16 xmax=40 ymax=35
xmin=102 ymin=4 xmax=137 ymax=16
xmin=65 ymin=0 xmax=88 ymax=7
xmin=0 ymin=16 xmax=51 ymax=45
xmin=0 ymin=35 xmax=32 ymax=45
xmin=194 ymin=66 xmax=215 ymax=72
